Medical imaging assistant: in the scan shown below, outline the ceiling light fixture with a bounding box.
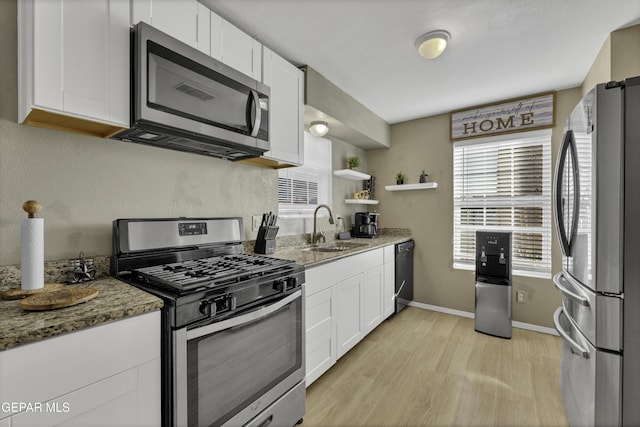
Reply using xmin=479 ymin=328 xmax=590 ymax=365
xmin=309 ymin=121 xmax=329 ymax=137
xmin=415 ymin=30 xmax=451 ymax=59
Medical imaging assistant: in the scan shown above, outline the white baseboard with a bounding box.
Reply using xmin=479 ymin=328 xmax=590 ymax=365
xmin=408 ymin=301 xmax=559 ymax=336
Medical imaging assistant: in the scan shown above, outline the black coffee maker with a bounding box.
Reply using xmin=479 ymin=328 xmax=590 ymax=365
xmin=353 ymin=212 xmax=379 ymax=238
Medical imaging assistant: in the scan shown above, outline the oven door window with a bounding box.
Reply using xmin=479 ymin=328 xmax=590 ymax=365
xmin=185 ymin=295 xmax=302 ymax=426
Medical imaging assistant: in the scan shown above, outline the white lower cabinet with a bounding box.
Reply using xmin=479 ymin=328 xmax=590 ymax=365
xmin=0 ymin=311 xmax=161 ymax=426
xmin=305 ymin=247 xmax=388 ymax=385
xmin=304 ymin=263 xmax=337 ymax=386
xmin=336 ymin=272 xmax=366 ymax=358
xmin=362 ymin=265 xmax=384 ymax=335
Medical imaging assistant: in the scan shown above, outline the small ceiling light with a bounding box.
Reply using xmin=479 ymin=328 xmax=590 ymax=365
xmin=309 ymin=121 xmax=329 ymax=137
xmin=415 ymin=30 xmax=451 ymax=59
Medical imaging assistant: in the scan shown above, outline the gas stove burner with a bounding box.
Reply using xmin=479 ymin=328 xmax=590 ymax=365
xmin=131 ymin=253 xmax=296 ymax=293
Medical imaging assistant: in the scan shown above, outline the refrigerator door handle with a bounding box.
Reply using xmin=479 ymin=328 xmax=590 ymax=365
xmin=554 ymin=130 xmax=581 ymax=256
xmin=553 ymin=307 xmax=590 ymax=359
xmin=553 ymin=272 xmax=589 ymax=306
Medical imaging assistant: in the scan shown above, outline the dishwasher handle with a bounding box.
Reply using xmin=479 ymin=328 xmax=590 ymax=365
xmin=396 ymin=240 xmax=415 ymax=253
xmin=393 ymin=280 xmax=406 ymax=301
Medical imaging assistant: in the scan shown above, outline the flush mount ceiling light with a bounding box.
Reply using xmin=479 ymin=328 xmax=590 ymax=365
xmin=415 ymin=30 xmax=451 ymax=59
xmin=309 ymin=121 xmax=329 ymax=137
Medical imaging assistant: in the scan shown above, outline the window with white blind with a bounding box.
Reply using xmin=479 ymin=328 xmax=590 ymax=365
xmin=278 ymin=132 xmax=332 ymax=217
xmin=453 ymin=130 xmax=552 ymax=278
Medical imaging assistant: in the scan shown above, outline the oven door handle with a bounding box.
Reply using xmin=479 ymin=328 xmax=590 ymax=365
xmin=186 ymin=290 xmax=301 ymax=340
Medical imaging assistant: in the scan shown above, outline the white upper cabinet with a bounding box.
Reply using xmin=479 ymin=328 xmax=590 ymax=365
xmin=209 ymin=13 xmax=262 ymax=80
xmin=19 ymin=0 xmax=130 ymax=136
xmin=260 ymin=46 xmax=304 ymax=166
xmin=132 ymin=0 xmax=199 ymax=49
xmin=196 ymin=2 xmax=211 ymax=55
xmin=132 ymin=0 xmax=211 ymax=53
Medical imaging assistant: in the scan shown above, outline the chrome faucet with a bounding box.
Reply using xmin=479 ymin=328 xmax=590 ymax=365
xmin=312 ymin=204 xmax=335 ymax=244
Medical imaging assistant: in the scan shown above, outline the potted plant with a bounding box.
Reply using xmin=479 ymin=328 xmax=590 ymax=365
xmin=346 ymin=156 xmax=360 ymax=170
xmin=419 ymin=170 xmax=429 ymax=183
xmin=395 ymin=172 xmax=406 ymax=185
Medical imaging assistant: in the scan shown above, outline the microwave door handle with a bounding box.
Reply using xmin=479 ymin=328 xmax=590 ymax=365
xmin=246 ymin=90 xmax=262 ymax=137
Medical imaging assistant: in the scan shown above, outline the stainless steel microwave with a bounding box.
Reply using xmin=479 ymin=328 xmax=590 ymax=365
xmin=112 ymin=22 xmax=269 ymax=161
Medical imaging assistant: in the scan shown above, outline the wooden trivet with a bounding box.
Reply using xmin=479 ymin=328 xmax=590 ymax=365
xmin=0 ymin=283 xmax=66 ymax=300
xmin=20 ymin=288 xmax=99 ymax=311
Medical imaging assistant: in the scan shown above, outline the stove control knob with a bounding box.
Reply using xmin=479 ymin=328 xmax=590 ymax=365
xmin=199 ymin=300 xmax=212 ymax=316
xmin=199 ymin=299 xmax=218 ymax=317
xmin=287 ymin=277 xmax=298 ymax=289
xmin=273 ymin=279 xmax=287 ymax=292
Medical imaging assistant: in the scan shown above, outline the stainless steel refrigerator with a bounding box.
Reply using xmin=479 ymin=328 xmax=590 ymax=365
xmin=553 ymin=76 xmax=640 ymax=426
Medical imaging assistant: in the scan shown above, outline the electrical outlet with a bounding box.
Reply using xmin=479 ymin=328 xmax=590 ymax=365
xmin=252 ymin=215 xmax=262 ymax=232
xmin=516 ymin=290 xmax=525 ymax=303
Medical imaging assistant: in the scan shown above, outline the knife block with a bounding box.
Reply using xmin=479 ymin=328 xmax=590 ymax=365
xmin=254 ymin=225 xmax=279 ymax=254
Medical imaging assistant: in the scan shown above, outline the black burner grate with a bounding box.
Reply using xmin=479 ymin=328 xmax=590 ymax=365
xmin=131 ymin=254 xmax=294 ymax=292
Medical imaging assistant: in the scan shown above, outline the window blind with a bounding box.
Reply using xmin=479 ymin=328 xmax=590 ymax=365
xmin=453 ymin=131 xmax=552 ymax=278
xmin=278 ymin=133 xmax=332 ymax=216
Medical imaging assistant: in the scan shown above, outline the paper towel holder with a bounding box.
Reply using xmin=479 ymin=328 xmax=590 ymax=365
xmin=23 ymin=200 xmax=42 ymax=218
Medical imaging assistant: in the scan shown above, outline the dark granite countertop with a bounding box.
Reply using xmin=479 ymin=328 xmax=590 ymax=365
xmin=0 ymin=269 xmax=163 ymax=352
xmin=246 ymin=228 xmax=412 ymax=267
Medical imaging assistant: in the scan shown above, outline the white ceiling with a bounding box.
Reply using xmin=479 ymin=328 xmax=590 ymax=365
xmin=204 ymin=0 xmax=640 ymax=125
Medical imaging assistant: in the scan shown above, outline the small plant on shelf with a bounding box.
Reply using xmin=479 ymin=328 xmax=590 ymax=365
xmin=346 ymin=156 xmax=360 ymax=170
xmin=395 ymin=172 xmax=406 ymax=185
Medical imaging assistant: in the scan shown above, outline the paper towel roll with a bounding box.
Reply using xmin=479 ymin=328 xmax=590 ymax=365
xmin=21 ymin=217 xmax=44 ymax=291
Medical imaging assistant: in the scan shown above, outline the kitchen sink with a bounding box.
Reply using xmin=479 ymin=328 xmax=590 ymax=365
xmin=301 ymin=242 xmax=369 ymax=252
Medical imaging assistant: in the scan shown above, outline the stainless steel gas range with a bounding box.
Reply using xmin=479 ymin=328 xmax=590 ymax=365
xmin=110 ymin=217 xmax=305 ymax=427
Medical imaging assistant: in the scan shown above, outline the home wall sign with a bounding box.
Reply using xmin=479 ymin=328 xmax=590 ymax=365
xmin=450 ymin=92 xmax=555 ymax=141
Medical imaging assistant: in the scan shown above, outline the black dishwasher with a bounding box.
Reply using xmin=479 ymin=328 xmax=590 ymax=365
xmin=395 ymin=240 xmax=414 ymax=313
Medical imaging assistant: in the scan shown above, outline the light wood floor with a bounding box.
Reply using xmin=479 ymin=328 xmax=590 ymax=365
xmin=303 ymin=307 xmax=568 ymax=427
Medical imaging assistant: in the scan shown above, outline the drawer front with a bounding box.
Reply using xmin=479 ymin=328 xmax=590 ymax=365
xmin=553 ymin=272 xmax=622 ymax=351
xmin=334 ymin=248 xmax=383 ymax=279
xmin=0 ymin=311 xmax=160 ymax=406
xmin=306 ymin=287 xmax=334 ymax=330
xmin=10 ymin=362 xmax=158 ymax=427
xmin=305 ymin=263 xmax=337 ymax=296
xmin=554 ymin=307 xmax=621 ymax=427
